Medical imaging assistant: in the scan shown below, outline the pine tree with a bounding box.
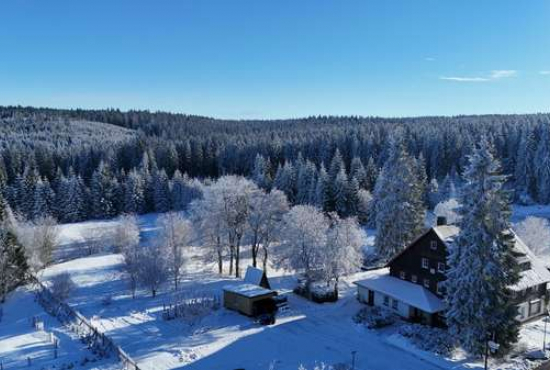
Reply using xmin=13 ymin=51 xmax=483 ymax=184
xmin=334 ymin=168 xmax=349 ymax=217
xmin=153 ymin=169 xmax=171 ymax=212
xmin=90 ymin=161 xmax=117 ymax=219
xmin=315 ymin=165 xmax=329 ymax=211
xmin=514 ymin=128 xmax=536 ymax=204
xmin=350 ymin=157 xmax=367 ymax=189
xmin=364 ymin=157 xmax=378 ymax=191
xmin=534 ymin=125 xmax=550 ymax=204
xmin=445 ymin=138 xmax=520 ymax=356
xmin=252 ymin=154 xmax=272 ymax=190
xmin=374 ymin=138 xmax=426 ymax=259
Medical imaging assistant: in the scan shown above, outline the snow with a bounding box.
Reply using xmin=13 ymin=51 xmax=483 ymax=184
xmin=223 ymin=283 xmax=274 ymax=298
xmin=3 ymin=211 xmax=550 ymax=370
xmin=354 ymin=268 xmax=446 ymax=313
xmin=0 ymin=287 xmax=118 ymax=370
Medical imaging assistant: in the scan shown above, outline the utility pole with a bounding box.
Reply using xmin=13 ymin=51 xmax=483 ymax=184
xmin=543 ymin=309 xmax=550 ymax=355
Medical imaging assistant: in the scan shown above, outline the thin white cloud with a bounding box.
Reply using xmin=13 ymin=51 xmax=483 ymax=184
xmin=489 ymin=70 xmax=517 ymax=79
xmin=425 ymin=57 xmax=436 ymax=62
xmin=440 ymin=76 xmax=489 ymax=82
xmin=440 ymin=69 xmax=517 ymax=82
xmin=540 ymin=71 xmax=550 ymax=75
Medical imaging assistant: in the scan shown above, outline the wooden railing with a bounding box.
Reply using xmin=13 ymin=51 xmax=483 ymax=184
xmin=29 ymin=275 xmax=141 ymax=370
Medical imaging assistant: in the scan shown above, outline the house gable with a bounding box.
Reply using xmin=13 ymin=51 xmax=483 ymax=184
xmin=388 ymin=228 xmax=449 ymax=296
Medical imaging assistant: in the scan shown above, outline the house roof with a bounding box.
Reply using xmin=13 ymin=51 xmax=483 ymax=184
xmin=428 ymin=225 xmax=550 ymax=291
xmin=244 ymin=266 xmax=265 ymax=286
xmin=509 ymin=231 xmax=550 ymax=291
xmin=354 ymin=268 xmax=446 ymax=313
xmin=223 ymin=283 xmax=275 ymax=298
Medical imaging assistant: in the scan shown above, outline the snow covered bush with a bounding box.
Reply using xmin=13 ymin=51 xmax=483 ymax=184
xmin=434 ymin=198 xmax=461 ymax=225
xmin=398 ymin=323 xmax=455 ymax=356
xmin=353 ymin=306 xmax=397 ymax=329
xmin=514 ymin=216 xmax=550 ymax=257
xmin=50 ymin=272 xmax=76 ymax=301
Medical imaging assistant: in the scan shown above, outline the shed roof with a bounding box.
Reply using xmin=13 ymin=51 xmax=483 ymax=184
xmin=244 ymin=266 xmax=266 ymax=286
xmin=223 ymin=283 xmax=275 ymax=298
xmin=354 ymin=268 xmax=446 ymax=313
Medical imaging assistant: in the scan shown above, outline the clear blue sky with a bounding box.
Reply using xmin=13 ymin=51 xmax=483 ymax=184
xmin=1 ymin=0 xmax=549 ymax=119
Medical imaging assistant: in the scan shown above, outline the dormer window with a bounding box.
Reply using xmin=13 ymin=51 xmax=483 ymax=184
xmin=430 ymin=240 xmax=437 ymax=250
xmin=421 ymin=258 xmax=429 ymax=269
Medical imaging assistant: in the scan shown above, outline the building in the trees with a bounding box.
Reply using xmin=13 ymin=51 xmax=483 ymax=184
xmin=354 ymin=217 xmax=550 ymax=326
xmin=223 ymin=266 xmax=276 ymax=317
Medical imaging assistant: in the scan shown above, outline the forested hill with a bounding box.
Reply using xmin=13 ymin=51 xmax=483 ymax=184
xmin=1 ymin=105 xmax=549 ymax=224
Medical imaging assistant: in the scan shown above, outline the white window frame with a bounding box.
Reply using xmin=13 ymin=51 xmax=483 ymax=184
xmin=421 ymin=258 xmax=429 ymax=269
xmin=430 ymin=240 xmax=438 ymax=250
xmin=400 ymin=271 xmax=406 ymax=280
xmin=436 ymin=282 xmax=445 ymax=295
xmin=529 ymin=299 xmax=542 ymax=316
xmin=437 ymin=262 xmax=445 ymax=273
xmin=423 ymin=279 xmax=430 ymax=289
xmin=411 ymin=275 xmax=418 ymax=283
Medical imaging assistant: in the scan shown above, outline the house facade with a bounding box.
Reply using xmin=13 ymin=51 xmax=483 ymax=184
xmin=355 ymin=218 xmax=550 ymax=326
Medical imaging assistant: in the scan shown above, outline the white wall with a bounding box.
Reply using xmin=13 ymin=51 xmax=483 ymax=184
xmin=357 ymin=286 xmax=410 ymax=318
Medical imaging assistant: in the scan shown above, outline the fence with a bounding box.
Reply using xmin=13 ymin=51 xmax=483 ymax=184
xmin=28 ymin=275 xmax=141 ymax=370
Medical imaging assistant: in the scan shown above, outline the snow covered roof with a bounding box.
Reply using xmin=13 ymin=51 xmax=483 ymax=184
xmin=244 ymin=266 xmax=265 ymax=286
xmin=432 ymin=225 xmax=460 ymax=242
xmin=509 ymin=232 xmax=550 ymax=292
xmin=223 ymin=283 xmax=275 ymax=298
xmin=434 ymin=226 xmax=550 ymax=291
xmin=354 ymin=268 xmax=446 ymax=313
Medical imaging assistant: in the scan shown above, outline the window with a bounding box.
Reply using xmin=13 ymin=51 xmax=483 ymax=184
xmin=430 ymin=240 xmax=438 ymax=250
xmin=383 ymin=295 xmax=390 ymax=306
xmin=437 ymin=262 xmax=445 ymax=273
xmin=392 ymin=299 xmax=399 ymax=310
xmin=517 ymin=306 xmax=526 ymax=320
xmin=411 ymin=275 xmax=418 ymax=283
xmin=421 ymin=258 xmax=429 ymax=269
xmin=400 ymin=271 xmax=406 ymax=280
xmin=436 ymin=283 xmax=445 ymax=295
xmin=423 ymin=279 xmax=430 ymax=289
xmin=529 ymin=300 xmax=542 ymax=316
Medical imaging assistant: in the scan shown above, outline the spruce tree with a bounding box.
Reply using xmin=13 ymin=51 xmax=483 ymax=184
xmin=374 ymin=137 xmax=426 ymax=259
xmin=445 ymin=138 xmax=520 ymax=356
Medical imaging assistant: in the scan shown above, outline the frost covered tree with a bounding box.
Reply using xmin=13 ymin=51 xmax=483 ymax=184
xmin=246 ymin=189 xmax=289 ymax=269
xmin=315 ymin=165 xmax=329 ymax=211
xmin=113 ymin=214 xmax=140 ymax=252
xmin=137 ymin=243 xmax=168 ymax=297
xmin=252 ymin=154 xmax=272 ymax=190
xmin=49 ymin=272 xmax=75 ymax=301
xmin=514 ymin=129 xmax=535 ymax=204
xmin=333 ymin=168 xmax=349 ymax=217
xmin=16 ymin=215 xmax=59 ymax=270
xmin=434 ymin=198 xmax=461 ymax=225
xmin=374 ymin=138 xmax=426 ymax=259
xmin=427 ymin=178 xmax=440 ymax=209
xmin=272 ymin=162 xmax=296 ymax=203
xmin=195 ymin=176 xmax=259 ymax=277
xmin=157 ymin=212 xmax=193 ymax=290
xmin=356 ymin=189 xmax=373 ymax=225
xmin=514 ymin=216 xmax=550 ymax=257
xmin=534 ymin=125 xmax=550 ymax=204
xmin=276 ymin=205 xmax=329 ymax=287
xmin=189 ymin=194 xmax=227 ymax=274
xmin=118 ymin=215 xmax=141 ymax=298
xmin=90 ymin=162 xmax=117 ymax=219
xmin=445 ymin=138 xmax=520 ymax=356
xmin=323 ymin=215 xmax=365 ymax=295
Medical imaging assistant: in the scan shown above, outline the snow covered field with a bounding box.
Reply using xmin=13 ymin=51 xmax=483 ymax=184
xmin=2 ymin=208 xmax=550 ymax=370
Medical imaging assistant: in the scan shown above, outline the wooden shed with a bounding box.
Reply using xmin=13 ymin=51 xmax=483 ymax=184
xmin=223 ymin=283 xmax=277 ymax=316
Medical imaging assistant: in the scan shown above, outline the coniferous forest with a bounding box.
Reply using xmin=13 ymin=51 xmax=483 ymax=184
xmin=1 ymin=105 xmax=550 ymax=224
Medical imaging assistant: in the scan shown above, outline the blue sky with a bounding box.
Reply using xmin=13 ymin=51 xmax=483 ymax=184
xmin=1 ymin=0 xmax=549 ymax=119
